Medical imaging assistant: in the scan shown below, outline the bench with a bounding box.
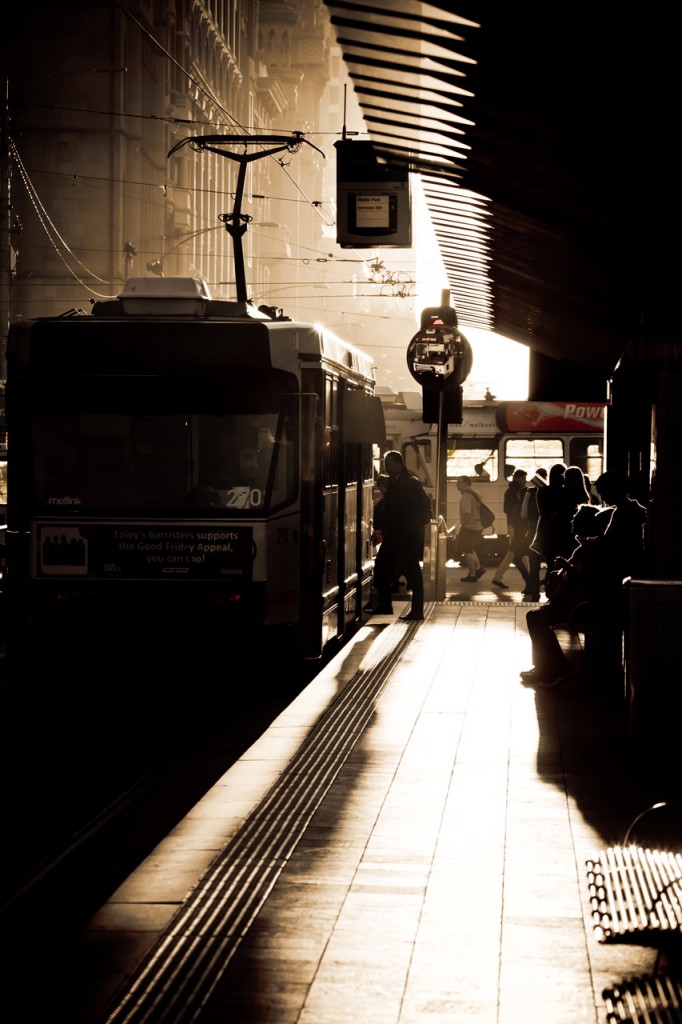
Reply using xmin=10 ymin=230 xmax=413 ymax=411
xmin=586 ymin=802 xmax=682 ymax=1023
xmin=602 ymin=975 xmax=682 ymax=1023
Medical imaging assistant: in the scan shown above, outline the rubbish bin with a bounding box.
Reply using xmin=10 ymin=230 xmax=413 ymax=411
xmin=625 ymin=578 xmax=682 ymax=755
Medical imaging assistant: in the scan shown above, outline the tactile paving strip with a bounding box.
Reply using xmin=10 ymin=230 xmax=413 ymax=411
xmin=586 ymin=846 xmax=682 ymax=942
xmin=101 ymin=615 xmax=423 ymax=1024
xmin=603 ymin=974 xmax=682 ymax=1023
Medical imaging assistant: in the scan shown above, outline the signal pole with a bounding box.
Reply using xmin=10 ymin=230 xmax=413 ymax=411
xmin=407 ymin=289 xmax=474 ymax=600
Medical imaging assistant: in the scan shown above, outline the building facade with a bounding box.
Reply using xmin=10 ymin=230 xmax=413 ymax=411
xmin=1 ymin=1 xmax=336 ymax=330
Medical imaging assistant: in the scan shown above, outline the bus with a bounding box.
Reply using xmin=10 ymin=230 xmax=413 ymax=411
xmin=379 ymin=389 xmax=605 ymax=541
xmin=5 ymin=278 xmax=385 ymax=661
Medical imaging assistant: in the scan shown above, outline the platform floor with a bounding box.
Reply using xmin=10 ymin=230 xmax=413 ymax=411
xmin=5 ymin=568 xmax=672 ymax=1022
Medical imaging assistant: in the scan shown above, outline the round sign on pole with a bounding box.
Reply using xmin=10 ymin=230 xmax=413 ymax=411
xmin=406 ymin=320 xmax=473 ymax=391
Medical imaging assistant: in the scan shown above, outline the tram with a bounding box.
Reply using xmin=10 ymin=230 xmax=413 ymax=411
xmin=5 ymin=278 xmax=385 ymax=661
xmin=379 ymin=389 xmax=605 ymax=535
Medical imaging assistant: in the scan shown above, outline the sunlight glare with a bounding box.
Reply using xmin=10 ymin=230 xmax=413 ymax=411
xmin=413 ymin=177 xmax=530 ymax=401
xmin=463 ymin=327 xmax=530 ymax=401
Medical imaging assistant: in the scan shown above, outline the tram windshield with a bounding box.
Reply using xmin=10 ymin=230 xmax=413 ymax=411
xmin=31 ymin=403 xmax=297 ymax=515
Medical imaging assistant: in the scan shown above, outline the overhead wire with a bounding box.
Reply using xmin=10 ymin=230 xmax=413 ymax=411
xmin=11 ymin=127 xmax=410 ymax=295
xmin=10 ymin=141 xmax=119 ymax=299
xmin=9 ymin=3 xmax=419 ymax=304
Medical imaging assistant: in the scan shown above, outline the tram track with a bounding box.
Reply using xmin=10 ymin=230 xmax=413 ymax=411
xmin=0 ymin=634 xmax=322 ymax=938
xmin=0 ymin=729 xmax=199 ymax=921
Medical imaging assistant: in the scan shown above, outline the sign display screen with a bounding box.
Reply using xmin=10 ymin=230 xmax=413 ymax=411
xmin=350 ymin=193 xmax=397 ymax=234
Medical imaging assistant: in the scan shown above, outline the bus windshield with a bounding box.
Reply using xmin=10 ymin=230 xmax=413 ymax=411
xmin=31 ymin=406 xmax=297 ymax=515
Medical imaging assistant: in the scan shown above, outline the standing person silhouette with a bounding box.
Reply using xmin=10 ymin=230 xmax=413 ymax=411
xmin=364 ymin=474 xmax=404 ymax=612
xmin=553 ymin=466 xmax=592 ymax=562
xmin=530 ymin=462 xmax=567 ymax=581
xmin=455 ymin=476 xmax=486 ymax=582
xmin=372 ymin=451 xmax=431 ymax=621
xmin=492 ymin=468 xmax=530 ymax=589
xmin=520 ymin=468 xmax=547 ymax=599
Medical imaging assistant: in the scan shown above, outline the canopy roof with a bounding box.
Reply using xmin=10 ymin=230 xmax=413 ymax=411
xmin=324 ymin=1 xmax=678 ymax=389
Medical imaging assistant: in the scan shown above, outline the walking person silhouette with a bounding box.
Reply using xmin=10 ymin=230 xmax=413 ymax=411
xmin=371 ymin=451 xmax=432 ymax=621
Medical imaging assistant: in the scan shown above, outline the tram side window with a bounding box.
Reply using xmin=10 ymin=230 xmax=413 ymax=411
xmin=268 ymin=413 xmax=296 ymax=507
xmin=403 ymin=439 xmax=433 ymax=487
xmin=323 ymin=376 xmax=339 ymax=487
xmin=446 ymin=438 xmax=499 ymax=481
xmin=568 ymin=438 xmax=604 ymax=483
xmin=649 ymin=405 xmax=657 ymax=491
xmin=362 ymin=442 xmax=374 ymax=484
xmin=504 ymin=438 xmax=564 ymax=479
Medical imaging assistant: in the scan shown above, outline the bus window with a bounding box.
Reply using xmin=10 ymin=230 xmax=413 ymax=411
xmin=504 ymin=438 xmax=564 ymax=478
xmin=446 ymin=439 xmax=499 ymax=481
xmin=568 ymin=437 xmax=604 ymax=482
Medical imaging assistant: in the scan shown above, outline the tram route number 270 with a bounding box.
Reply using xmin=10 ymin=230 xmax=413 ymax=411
xmin=225 ymin=487 xmax=263 ymax=508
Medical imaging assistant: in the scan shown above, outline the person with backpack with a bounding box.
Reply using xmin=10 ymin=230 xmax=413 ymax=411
xmin=455 ymin=476 xmax=487 ymax=582
xmin=370 ymin=450 xmax=432 ymax=621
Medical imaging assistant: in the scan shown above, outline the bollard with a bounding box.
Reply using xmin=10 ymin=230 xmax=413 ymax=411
xmin=423 ymin=520 xmax=447 ymax=602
